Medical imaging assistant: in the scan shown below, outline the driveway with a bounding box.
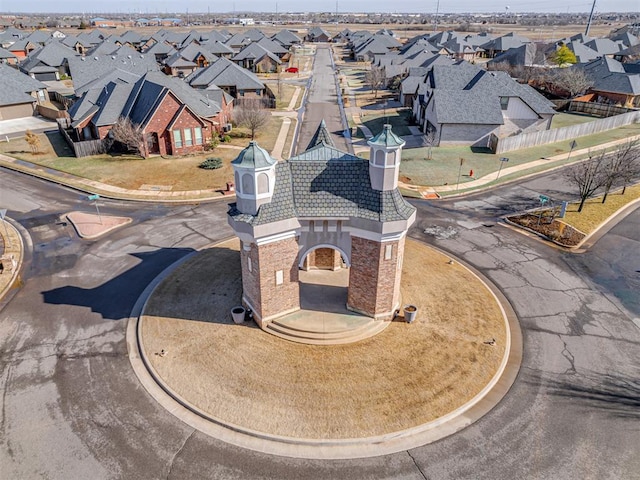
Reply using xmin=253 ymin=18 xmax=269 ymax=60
xmin=0 ymin=116 xmax=58 ymax=138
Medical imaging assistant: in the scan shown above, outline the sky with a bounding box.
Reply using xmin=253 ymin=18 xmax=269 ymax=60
xmin=1 ymin=0 xmax=636 ymax=14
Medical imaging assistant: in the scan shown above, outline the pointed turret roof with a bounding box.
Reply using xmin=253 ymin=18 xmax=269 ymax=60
xmin=232 ymin=141 xmax=276 ymax=169
xmin=367 ymin=124 xmax=405 ymax=148
xmin=306 ymin=119 xmax=335 ymax=150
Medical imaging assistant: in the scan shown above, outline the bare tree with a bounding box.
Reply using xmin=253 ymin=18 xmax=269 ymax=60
xmin=424 ymin=126 xmax=437 ymax=160
xmin=234 ymin=104 xmax=271 ymax=140
xmin=602 ymin=140 xmax=640 ymax=200
xmin=551 ymin=67 xmax=592 ymax=98
xmin=110 ymin=117 xmax=143 ymax=155
xmin=564 ymin=152 xmax=607 ymax=212
xmin=365 ymin=65 xmax=385 ymax=99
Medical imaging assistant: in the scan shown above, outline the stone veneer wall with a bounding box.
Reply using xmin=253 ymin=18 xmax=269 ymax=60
xmin=347 ymin=236 xmax=404 ymax=319
xmin=242 ymin=236 xmax=300 ymax=326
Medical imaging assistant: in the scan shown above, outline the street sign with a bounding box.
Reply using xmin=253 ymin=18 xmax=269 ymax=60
xmin=87 ymin=194 xmax=100 ymax=201
xmin=570 ymin=140 xmax=577 ymax=150
xmin=500 ymin=157 xmax=509 ymax=162
xmin=539 ymin=195 xmax=550 ymax=204
xmin=0 ymin=208 xmax=6 ymax=220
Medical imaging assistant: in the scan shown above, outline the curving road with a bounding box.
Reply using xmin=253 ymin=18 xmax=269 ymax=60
xmin=1 ymin=165 xmax=639 ymax=479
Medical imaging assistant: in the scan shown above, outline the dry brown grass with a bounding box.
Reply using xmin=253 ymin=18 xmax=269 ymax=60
xmin=561 ymin=184 xmax=640 ymax=234
xmin=141 ymin=238 xmax=507 ymax=439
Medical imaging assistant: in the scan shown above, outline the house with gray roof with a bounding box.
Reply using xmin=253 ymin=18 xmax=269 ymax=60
xmin=202 ymin=40 xmax=235 ymax=58
xmin=67 ymin=70 xmax=233 ymax=157
xmin=232 ymin=43 xmax=282 ymax=73
xmin=19 ymin=40 xmax=78 ymax=80
xmin=271 ymin=29 xmax=302 ymax=49
xmin=414 ymin=63 xmax=555 ymax=147
xmin=579 ymin=57 xmax=640 ymax=107
xmin=186 ymin=57 xmax=275 ymax=107
xmin=306 ymin=27 xmax=331 ymax=43
xmin=481 ymin=32 xmax=531 ymax=58
xmin=163 ymin=43 xmax=218 ymax=77
xmin=227 ymin=121 xmax=415 ymax=326
xmin=68 ymin=51 xmax=160 ymax=94
xmin=0 ymin=63 xmax=50 ymax=120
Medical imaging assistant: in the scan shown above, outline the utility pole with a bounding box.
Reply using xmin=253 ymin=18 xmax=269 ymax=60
xmin=585 ymin=0 xmax=596 ymax=36
xmin=433 ymin=0 xmax=440 ymax=33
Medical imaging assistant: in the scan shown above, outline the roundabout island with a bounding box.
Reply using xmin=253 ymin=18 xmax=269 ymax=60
xmin=130 ymin=122 xmax=522 ymax=459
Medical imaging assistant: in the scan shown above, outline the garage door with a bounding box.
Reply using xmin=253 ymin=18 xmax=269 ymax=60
xmin=34 ymin=72 xmax=58 ymax=81
xmin=0 ymin=103 xmax=35 ymax=120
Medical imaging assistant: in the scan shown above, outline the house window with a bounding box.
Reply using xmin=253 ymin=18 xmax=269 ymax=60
xmin=194 ymin=127 xmax=203 ymax=145
xmin=173 ymin=130 xmax=182 ymax=148
xmin=500 ymin=97 xmax=509 ymax=110
xmin=256 ymin=89 xmax=261 ymax=95
xmin=184 ymin=128 xmax=193 ymax=147
xmin=239 ymin=90 xmax=245 ymax=96
xmin=37 ymin=90 xmax=46 ymax=102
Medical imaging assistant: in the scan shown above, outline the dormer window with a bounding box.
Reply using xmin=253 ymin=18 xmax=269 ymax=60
xmin=500 ymin=97 xmax=509 ymax=110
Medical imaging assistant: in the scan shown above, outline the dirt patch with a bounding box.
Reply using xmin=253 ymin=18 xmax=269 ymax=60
xmin=140 ymin=238 xmax=508 ymax=439
xmin=507 ymin=213 xmax=585 ymax=247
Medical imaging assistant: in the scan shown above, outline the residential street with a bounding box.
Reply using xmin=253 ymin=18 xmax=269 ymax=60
xmin=295 ymin=44 xmax=350 ymax=154
xmin=0 ymin=165 xmax=638 ymax=479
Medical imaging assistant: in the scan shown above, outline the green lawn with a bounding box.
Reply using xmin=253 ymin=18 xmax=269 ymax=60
xmin=362 ymin=110 xmax=413 ymax=137
xmin=551 ymin=112 xmax=599 ymax=129
xmin=399 ymin=123 xmax=640 ymax=187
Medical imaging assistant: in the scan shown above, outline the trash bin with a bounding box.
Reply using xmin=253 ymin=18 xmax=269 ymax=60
xmin=231 ymin=306 xmax=246 ymax=324
xmin=404 ymin=305 xmax=418 ymax=323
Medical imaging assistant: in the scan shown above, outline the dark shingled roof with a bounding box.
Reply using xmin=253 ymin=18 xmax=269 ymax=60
xmin=306 ymin=119 xmax=335 ymax=150
xmin=229 ymin=144 xmax=415 ymax=226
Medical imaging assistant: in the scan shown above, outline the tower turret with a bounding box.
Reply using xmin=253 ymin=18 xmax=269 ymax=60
xmin=231 ymin=141 xmax=277 ymax=215
xmin=367 ymin=124 xmax=405 ymax=191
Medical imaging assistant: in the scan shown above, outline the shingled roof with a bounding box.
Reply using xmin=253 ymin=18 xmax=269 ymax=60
xmin=305 ymin=119 xmax=335 ymax=150
xmin=228 ymin=125 xmax=415 ymax=227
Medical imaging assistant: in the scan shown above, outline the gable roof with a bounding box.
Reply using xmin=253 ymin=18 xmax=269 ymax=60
xmin=186 ymin=57 xmax=265 ymax=91
xmin=69 ymin=70 xmax=224 ymax=129
xmin=0 ymin=63 xmax=46 ymax=106
xmin=232 ymin=42 xmax=281 ymax=63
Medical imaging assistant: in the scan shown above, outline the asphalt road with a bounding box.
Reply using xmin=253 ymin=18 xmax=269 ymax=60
xmin=295 ymin=44 xmax=350 ymax=154
xmin=1 ymin=165 xmax=639 ymax=479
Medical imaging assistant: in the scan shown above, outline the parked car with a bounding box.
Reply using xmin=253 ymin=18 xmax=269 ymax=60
xmin=285 ymin=67 xmax=299 ymax=73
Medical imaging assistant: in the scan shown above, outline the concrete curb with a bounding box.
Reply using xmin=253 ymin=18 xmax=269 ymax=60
xmin=0 ymin=218 xmax=25 ymax=302
xmin=0 ymin=158 xmax=233 ymax=205
xmin=126 ymin=238 xmax=523 ymax=460
xmin=500 ymin=185 xmax=640 ymax=253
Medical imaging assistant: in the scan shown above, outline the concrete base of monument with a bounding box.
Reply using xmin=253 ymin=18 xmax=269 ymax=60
xmin=128 ymin=237 xmax=522 ymax=459
xmin=262 ymin=268 xmax=393 ymax=345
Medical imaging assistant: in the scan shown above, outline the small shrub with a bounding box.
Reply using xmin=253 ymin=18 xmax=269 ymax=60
xmin=205 ymin=136 xmax=219 ymax=151
xmin=199 ymin=157 xmax=223 ymax=170
xmin=222 ymin=135 xmax=231 ymax=143
xmin=230 ymin=130 xmax=251 ymax=139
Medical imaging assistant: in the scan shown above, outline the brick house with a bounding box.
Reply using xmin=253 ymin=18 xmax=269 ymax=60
xmin=67 ymin=70 xmax=233 ymax=157
xmin=227 ymin=121 xmax=416 ymax=329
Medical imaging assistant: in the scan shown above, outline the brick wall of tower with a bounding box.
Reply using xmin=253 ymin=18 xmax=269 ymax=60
xmin=310 ymin=248 xmax=342 ymax=270
xmin=240 ymin=242 xmax=262 ymax=318
xmin=256 ymin=236 xmax=300 ymax=323
xmin=347 ymin=236 xmax=404 ymax=319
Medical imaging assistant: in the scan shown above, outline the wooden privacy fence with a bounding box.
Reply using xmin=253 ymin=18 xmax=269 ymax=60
xmin=58 ymin=121 xmax=106 ymax=157
xmin=567 ymin=101 xmax=635 ymax=117
xmin=492 ymin=110 xmax=640 ymax=154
